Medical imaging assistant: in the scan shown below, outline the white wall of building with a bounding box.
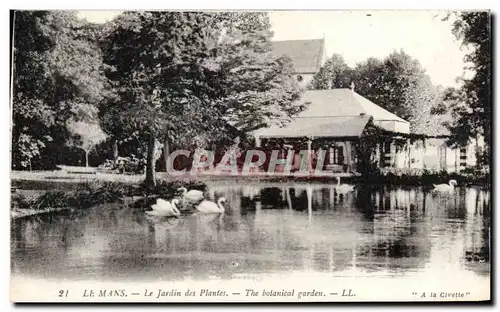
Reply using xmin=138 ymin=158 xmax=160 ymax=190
xmin=382 ymin=137 xmax=484 ymax=172
xmin=373 ymin=120 xmax=410 ymax=134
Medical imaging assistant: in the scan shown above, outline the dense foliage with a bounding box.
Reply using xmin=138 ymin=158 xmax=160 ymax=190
xmin=12 ymin=11 xmax=305 ymax=184
xmin=443 ymin=12 xmax=491 ymax=165
xmin=11 ymin=11 xmax=108 ymax=170
xmin=101 ymin=11 xmax=304 ymax=185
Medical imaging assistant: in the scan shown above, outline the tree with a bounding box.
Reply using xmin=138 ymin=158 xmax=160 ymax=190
xmin=204 ymin=12 xmax=305 ymax=137
xmin=102 ymin=12 xmax=218 ymax=185
xmin=67 ymin=120 xmax=107 ymax=167
xmin=309 ymin=50 xmax=440 ymax=134
xmin=102 ymin=12 xmax=305 ymax=184
xmin=11 ymin=11 xmax=57 ymax=170
xmin=444 ymin=12 xmax=491 ymax=165
xmin=353 ymin=51 xmax=439 ymax=133
xmin=310 ymin=54 xmax=354 ymax=90
xmin=11 ymin=11 xmax=108 ymax=170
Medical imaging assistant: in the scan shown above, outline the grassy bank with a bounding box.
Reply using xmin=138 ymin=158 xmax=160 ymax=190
xmin=11 ymin=167 xmax=490 ymax=187
xmin=10 ymin=167 xmax=490 ymax=219
xmin=10 ymin=179 xmax=207 ymax=219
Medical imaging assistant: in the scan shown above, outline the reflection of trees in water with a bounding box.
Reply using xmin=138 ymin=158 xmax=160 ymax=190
xmin=260 ymin=187 xmax=287 ymax=208
xmin=11 ymin=211 xmax=89 ymax=278
xmin=463 ymin=188 xmax=491 ymax=276
xmin=12 ymin=183 xmax=491 ymax=280
xmin=354 ymin=185 xmax=378 ymax=222
xmin=353 ymin=187 xmax=432 ymax=274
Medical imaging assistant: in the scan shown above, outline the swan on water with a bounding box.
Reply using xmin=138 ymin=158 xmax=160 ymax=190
xmin=334 ymin=177 xmax=355 ymax=194
xmin=146 ymin=198 xmax=181 ymax=217
xmin=195 ymin=198 xmax=227 ymax=214
xmin=177 ymin=187 xmax=205 ymax=204
xmin=432 ymin=180 xmax=458 ymax=193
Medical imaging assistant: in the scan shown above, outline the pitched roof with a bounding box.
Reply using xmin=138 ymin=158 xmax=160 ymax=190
xmin=270 ymin=39 xmax=325 ymax=74
xmin=255 ymin=115 xmax=371 ymax=139
xmin=254 ymin=89 xmax=410 ymax=139
xmin=296 ymin=89 xmax=409 ymax=123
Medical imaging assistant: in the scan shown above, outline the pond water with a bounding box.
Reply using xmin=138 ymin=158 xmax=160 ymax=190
xmin=11 ymin=183 xmax=491 ymax=285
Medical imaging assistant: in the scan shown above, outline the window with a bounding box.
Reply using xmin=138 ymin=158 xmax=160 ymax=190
xmin=384 ymin=142 xmax=391 ymax=154
xmin=460 ymin=147 xmax=467 ymax=166
xmin=329 ymin=146 xmax=344 ymax=164
xmin=383 ymin=142 xmax=391 ymax=167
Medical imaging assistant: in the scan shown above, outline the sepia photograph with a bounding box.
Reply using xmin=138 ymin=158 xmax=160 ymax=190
xmin=8 ymin=8 xmax=492 ymax=303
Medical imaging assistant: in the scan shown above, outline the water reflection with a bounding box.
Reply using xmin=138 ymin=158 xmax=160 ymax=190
xmin=11 ymin=183 xmax=491 ymax=282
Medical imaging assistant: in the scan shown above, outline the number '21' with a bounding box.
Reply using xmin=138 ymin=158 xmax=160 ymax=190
xmin=58 ymin=290 xmax=69 ymax=297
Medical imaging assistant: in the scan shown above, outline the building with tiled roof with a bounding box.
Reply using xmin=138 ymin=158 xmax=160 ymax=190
xmin=255 ymin=88 xmax=410 ymax=140
xmin=255 ymin=38 xmax=482 ymax=174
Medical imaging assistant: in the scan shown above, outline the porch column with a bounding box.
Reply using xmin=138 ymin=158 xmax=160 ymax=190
xmin=307 ymin=138 xmax=313 ymax=173
xmin=344 ymin=141 xmax=352 ymax=172
xmin=307 ymin=185 xmax=313 ymax=225
xmin=444 ymin=145 xmax=448 ymax=172
xmin=407 ymin=139 xmax=411 ymax=169
xmin=422 ymin=138 xmax=427 ymax=169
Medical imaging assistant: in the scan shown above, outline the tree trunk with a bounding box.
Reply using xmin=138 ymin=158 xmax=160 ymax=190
xmin=145 ymin=134 xmax=156 ymax=186
xmin=163 ymin=134 xmax=169 ymax=173
xmin=113 ymin=138 xmax=119 ymax=162
xmin=85 ymin=150 xmax=89 ymax=168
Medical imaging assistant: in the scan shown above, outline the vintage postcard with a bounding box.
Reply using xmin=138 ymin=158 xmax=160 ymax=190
xmin=9 ymin=9 xmax=491 ymax=303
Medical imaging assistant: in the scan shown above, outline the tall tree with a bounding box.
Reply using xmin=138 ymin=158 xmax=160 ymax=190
xmin=103 ymin=12 xmax=218 ymax=185
xmin=204 ymin=12 xmax=305 ymax=137
xmin=310 ymin=51 xmax=439 ymax=134
xmin=444 ymin=12 xmax=491 ymax=164
xmin=11 ymin=11 xmax=108 ymax=169
xmin=102 ymin=12 xmax=305 ymax=184
xmin=11 ymin=11 xmax=56 ymax=170
xmin=310 ymin=54 xmax=354 ymax=90
xmin=353 ymin=51 xmax=439 ymax=132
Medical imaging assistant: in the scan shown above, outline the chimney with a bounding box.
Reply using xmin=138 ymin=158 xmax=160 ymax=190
xmin=350 ymin=81 xmax=355 ymax=92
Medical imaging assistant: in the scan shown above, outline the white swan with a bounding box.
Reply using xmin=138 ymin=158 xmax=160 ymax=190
xmin=178 ymin=187 xmax=205 ymax=204
xmin=195 ymin=198 xmax=227 ymax=214
xmin=432 ymin=179 xmax=458 ymax=193
xmin=146 ymin=198 xmax=181 ymax=217
xmin=334 ymin=177 xmax=355 ymax=194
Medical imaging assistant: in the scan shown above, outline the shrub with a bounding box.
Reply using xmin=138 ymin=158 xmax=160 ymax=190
xmin=136 ymin=179 xmax=207 ymax=198
xmin=361 ymin=166 xmax=489 ymax=186
xmin=32 ymin=191 xmax=69 ymax=210
xmin=99 ymin=156 xmax=146 ymax=174
xmin=11 ymin=192 xmax=32 ymax=210
xmin=14 ymin=180 xmax=209 ymax=212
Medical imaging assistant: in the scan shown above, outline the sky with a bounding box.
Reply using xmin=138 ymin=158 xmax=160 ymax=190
xmin=77 ymin=10 xmax=467 ymax=88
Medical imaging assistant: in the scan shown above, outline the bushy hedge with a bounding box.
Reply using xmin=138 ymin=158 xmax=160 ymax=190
xmin=363 ymin=167 xmax=490 ymax=186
